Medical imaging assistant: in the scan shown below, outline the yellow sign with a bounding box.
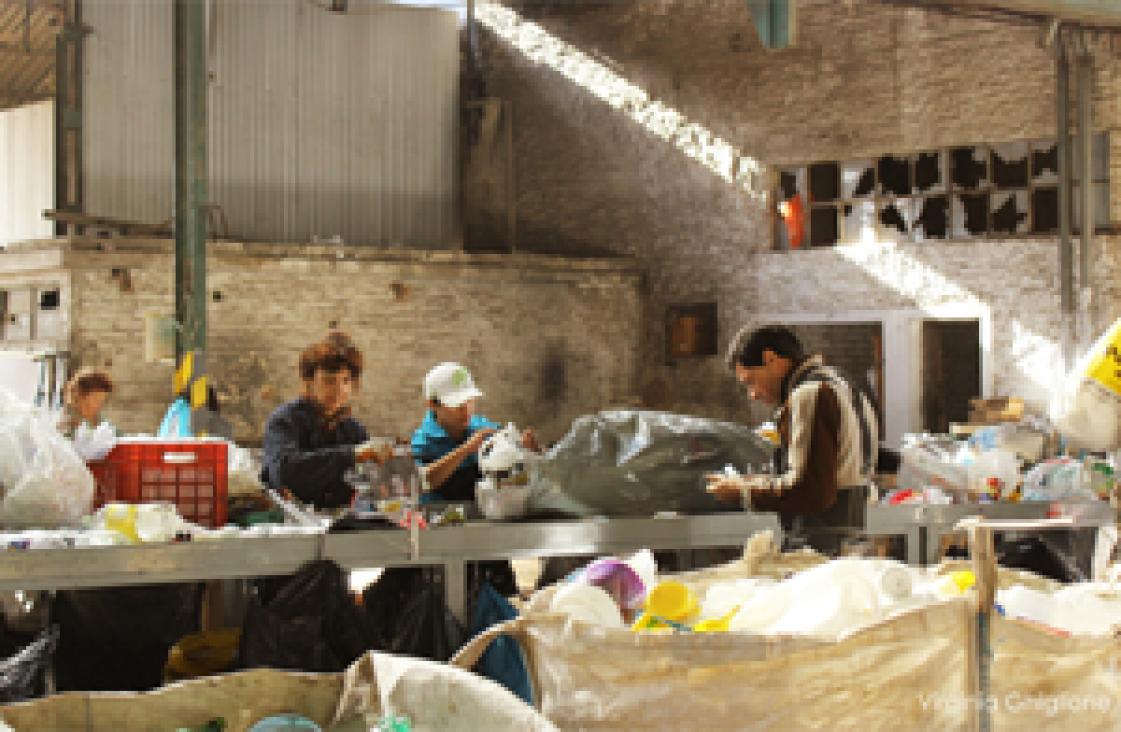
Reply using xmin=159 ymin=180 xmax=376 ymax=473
xmin=1086 ymin=321 xmax=1121 ymax=397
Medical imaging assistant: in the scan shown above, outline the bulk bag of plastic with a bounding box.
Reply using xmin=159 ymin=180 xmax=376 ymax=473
xmin=453 ymin=535 xmax=973 ymax=731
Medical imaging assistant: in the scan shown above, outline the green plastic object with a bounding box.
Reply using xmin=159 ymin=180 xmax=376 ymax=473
xmin=234 ymin=510 xmax=286 ymax=529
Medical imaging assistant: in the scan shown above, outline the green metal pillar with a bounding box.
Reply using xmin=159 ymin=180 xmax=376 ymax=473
xmin=748 ymin=0 xmax=793 ymax=51
xmin=53 ymin=0 xmax=86 ymax=233
xmin=173 ymin=0 xmax=210 ymax=432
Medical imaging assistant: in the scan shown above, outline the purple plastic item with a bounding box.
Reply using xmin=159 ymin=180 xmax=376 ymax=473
xmin=576 ymin=559 xmax=648 ymax=610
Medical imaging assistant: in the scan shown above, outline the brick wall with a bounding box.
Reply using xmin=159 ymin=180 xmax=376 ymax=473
xmin=471 ymin=0 xmax=1121 ymax=423
xmin=789 ymin=322 xmax=882 ymax=399
xmin=1 ymin=239 xmax=642 ymax=445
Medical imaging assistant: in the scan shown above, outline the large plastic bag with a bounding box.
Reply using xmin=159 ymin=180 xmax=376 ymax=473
xmin=1051 ymin=316 xmax=1121 ymax=450
xmin=239 ymin=560 xmax=378 ymax=673
xmin=0 ymin=389 xmax=36 ymax=497
xmin=0 ymin=390 xmax=95 ymax=529
xmin=524 ymin=410 xmax=775 ymax=517
xmin=0 ymin=626 xmax=57 ymax=704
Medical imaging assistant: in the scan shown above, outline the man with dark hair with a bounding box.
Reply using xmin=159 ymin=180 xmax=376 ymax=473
xmin=261 ymin=331 xmax=389 ymax=509
xmin=706 ymin=325 xmax=878 ymax=554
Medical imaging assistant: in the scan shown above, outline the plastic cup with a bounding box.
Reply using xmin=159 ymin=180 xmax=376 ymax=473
xmin=644 ymin=581 xmax=699 ymax=622
xmin=578 ymin=559 xmax=648 ymax=610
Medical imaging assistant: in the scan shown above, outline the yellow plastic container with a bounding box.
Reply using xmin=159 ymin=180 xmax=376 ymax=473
xmin=103 ymin=503 xmax=140 ymax=544
xmin=952 ymin=571 xmax=976 ymax=593
xmin=644 ymin=582 xmax=699 ymax=623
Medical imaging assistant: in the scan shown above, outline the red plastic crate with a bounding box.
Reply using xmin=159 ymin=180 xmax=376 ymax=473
xmin=88 ymin=441 xmax=228 ymax=528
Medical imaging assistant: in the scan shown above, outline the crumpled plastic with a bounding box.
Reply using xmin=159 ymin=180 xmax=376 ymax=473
xmin=0 ymin=388 xmax=94 ymax=529
xmin=228 ymin=444 xmax=264 ymax=497
xmin=523 ymin=410 xmax=775 ymax=518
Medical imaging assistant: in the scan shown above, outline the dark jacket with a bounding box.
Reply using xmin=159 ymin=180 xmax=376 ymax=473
xmin=261 ymin=397 xmax=368 ymax=509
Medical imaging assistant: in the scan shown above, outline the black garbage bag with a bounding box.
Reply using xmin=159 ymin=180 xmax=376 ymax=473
xmin=945 ymin=535 xmax=1085 ymax=584
xmin=239 ymin=560 xmax=377 ymax=673
xmin=363 ymin=567 xmax=426 ymax=649
xmin=0 ymin=625 xmax=58 ymax=703
xmin=53 ymin=583 xmax=204 ymax=692
xmin=386 ymin=578 xmax=465 ymax=663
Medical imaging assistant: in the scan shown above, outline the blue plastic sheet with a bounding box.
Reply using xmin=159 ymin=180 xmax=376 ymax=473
xmin=469 ymin=582 xmax=532 ymax=706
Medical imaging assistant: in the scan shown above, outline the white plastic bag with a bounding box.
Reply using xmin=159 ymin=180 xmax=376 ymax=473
xmin=71 ymin=421 xmax=118 ymax=462
xmin=227 ymin=444 xmax=263 ymax=497
xmin=0 ymin=389 xmax=36 ymax=495
xmin=1051 ymin=317 xmax=1121 ymax=450
xmin=1 ymin=411 xmax=95 ymax=528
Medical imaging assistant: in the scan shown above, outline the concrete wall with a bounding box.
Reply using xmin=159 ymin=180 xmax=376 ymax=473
xmin=0 ymin=239 xmax=642 ymax=445
xmin=470 ymin=0 xmax=1121 ymax=428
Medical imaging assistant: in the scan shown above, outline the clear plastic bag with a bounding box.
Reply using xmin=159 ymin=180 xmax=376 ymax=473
xmin=0 ymin=399 xmax=95 ymax=529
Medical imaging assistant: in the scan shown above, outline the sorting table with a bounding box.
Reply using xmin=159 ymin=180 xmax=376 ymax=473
xmin=0 ymin=511 xmax=783 ymax=622
xmin=865 ymin=500 xmax=1115 ymax=565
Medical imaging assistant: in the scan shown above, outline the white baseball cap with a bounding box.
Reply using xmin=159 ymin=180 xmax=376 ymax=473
xmin=424 ymin=362 xmax=484 ymax=408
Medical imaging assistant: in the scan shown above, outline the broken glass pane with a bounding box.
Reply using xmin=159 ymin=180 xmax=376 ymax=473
xmin=779 ymin=168 xmax=804 ymax=201
xmin=809 ymin=163 xmax=840 ymax=203
xmin=1031 ymin=187 xmax=1059 ymax=233
xmin=991 ymin=191 xmax=1029 ymax=234
xmin=913 ymin=151 xmax=946 ymax=194
xmin=842 ymin=159 xmax=876 ymax=199
xmin=1031 ymin=140 xmax=1059 ymax=185
xmin=913 ymin=196 xmax=949 ymax=242
xmin=878 ymin=155 xmax=911 ymax=196
xmin=877 ymin=199 xmax=913 ymax=243
xmin=952 ymin=194 xmax=990 ymax=237
xmin=991 ymin=141 xmax=1029 ymax=189
xmin=951 ymin=147 xmax=989 ymax=190
xmin=842 ymin=201 xmax=876 ymax=244
xmin=810 ymin=206 xmax=840 ymax=247
xmin=777 ymin=168 xmax=806 ymax=250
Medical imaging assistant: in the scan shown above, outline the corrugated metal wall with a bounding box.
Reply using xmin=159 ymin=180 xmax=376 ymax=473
xmin=83 ymin=0 xmax=458 ymax=248
xmin=0 ymin=100 xmax=55 ymax=247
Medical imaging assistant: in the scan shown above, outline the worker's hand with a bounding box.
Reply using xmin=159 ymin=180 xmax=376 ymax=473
xmin=465 ymin=428 xmax=499 ymax=455
xmin=705 ymin=473 xmax=775 ymax=504
xmin=355 ymin=438 xmax=394 ymax=464
xmin=520 ymin=428 xmax=541 ymax=453
xmin=705 ymin=473 xmax=747 ymax=505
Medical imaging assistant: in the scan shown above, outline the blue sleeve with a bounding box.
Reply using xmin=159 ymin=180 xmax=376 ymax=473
xmin=412 ymin=429 xmax=436 ymax=466
xmin=472 ymin=415 xmax=501 ymax=431
xmin=262 ymin=409 xmax=358 ymax=504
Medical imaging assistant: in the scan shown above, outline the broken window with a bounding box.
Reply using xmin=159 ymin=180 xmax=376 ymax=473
xmin=776 ymin=168 xmax=807 ymax=250
xmin=1 ymin=288 xmax=32 ymax=341
xmin=809 ymin=206 xmax=840 ymax=247
xmin=913 ymin=196 xmax=949 ymax=242
xmin=991 ymin=191 xmax=1029 ymax=234
xmin=1031 ymin=188 xmax=1059 ymax=233
xmin=1031 ymin=141 xmax=1059 ymax=185
xmin=991 ymin=141 xmax=1029 ymax=189
xmin=951 ymin=146 xmax=989 ymax=190
xmin=952 ymin=193 xmax=989 ymax=237
xmin=878 ymin=155 xmax=910 ymax=197
xmin=809 ymin=163 xmax=840 ymax=203
xmin=878 ymin=199 xmax=912 ymax=242
xmin=842 ymin=160 xmax=875 ymax=199
xmin=842 ymin=201 xmax=876 ymax=244
xmin=913 ymin=151 xmax=946 ymax=194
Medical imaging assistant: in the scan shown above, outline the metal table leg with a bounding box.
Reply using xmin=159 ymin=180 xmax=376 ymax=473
xmin=926 ymin=526 xmax=946 ymax=567
xmin=444 ymin=560 xmax=467 ymax=626
xmin=906 ymin=526 xmax=923 ymax=566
